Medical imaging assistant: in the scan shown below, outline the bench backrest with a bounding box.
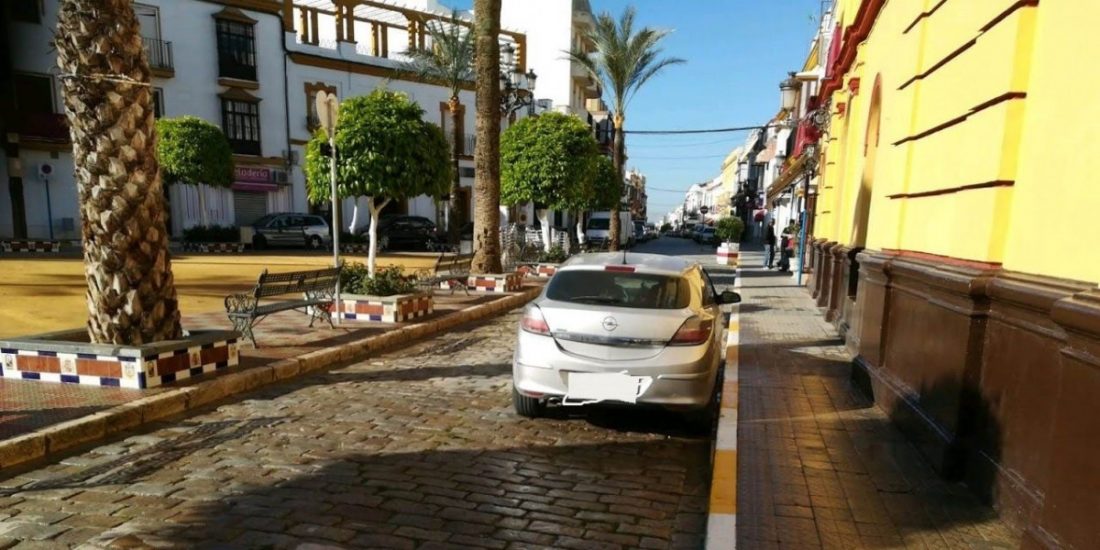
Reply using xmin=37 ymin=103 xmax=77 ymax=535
xmin=254 ymin=267 xmax=341 ymax=299
xmin=433 ymin=252 xmax=472 ymax=277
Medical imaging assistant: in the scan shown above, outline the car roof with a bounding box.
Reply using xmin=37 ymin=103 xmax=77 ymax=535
xmin=560 ymin=252 xmax=696 ymax=276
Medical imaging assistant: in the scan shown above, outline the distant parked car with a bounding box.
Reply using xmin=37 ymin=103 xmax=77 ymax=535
xmin=251 ymin=213 xmax=331 ymax=250
xmin=369 ymin=215 xmax=444 ymax=251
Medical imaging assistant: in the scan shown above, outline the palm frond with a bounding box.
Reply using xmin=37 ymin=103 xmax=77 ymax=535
xmin=401 ymin=11 xmax=475 ymax=97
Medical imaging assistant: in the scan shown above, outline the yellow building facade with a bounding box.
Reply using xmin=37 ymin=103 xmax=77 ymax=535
xmin=808 ymin=2 xmax=1100 ymax=549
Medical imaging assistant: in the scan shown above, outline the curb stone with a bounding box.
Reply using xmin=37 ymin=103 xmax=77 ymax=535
xmin=707 ymin=263 xmax=741 ymax=549
xmin=0 ymin=285 xmax=543 ymax=471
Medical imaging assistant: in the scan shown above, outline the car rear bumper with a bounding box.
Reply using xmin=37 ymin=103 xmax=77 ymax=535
xmin=512 ymin=330 xmax=720 ymax=408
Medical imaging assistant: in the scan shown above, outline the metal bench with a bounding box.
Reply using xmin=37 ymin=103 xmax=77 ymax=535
xmin=417 ymin=251 xmax=473 ymax=295
xmin=225 ymin=266 xmax=341 ymax=347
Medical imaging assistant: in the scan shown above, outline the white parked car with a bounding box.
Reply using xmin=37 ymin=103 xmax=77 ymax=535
xmin=511 ymin=252 xmax=740 ymax=422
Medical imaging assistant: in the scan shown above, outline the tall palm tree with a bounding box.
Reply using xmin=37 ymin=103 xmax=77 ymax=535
xmin=567 ymin=7 xmax=684 ymax=250
xmin=470 ymin=0 xmax=503 ymax=273
xmin=404 ymin=12 xmax=475 ymax=243
xmin=55 ymin=0 xmax=182 ymax=344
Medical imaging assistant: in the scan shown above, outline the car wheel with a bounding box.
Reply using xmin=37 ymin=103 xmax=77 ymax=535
xmin=512 ymin=387 xmax=545 ymax=418
xmin=308 ymin=235 xmax=323 ymax=250
xmin=252 ymin=235 xmax=267 ymax=250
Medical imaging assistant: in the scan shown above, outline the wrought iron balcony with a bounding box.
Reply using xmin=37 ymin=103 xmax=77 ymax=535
xmin=143 ymin=37 xmax=174 ymax=73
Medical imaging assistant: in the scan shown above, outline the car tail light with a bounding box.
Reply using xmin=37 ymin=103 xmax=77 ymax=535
xmin=669 ymin=316 xmax=713 ymax=346
xmin=521 ymin=306 xmax=551 ymax=336
xmin=605 ymin=265 xmax=635 ymax=273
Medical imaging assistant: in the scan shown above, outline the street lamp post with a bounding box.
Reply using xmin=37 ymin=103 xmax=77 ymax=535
xmin=315 ymin=91 xmax=341 ymax=324
xmin=499 ymin=43 xmax=537 ymax=116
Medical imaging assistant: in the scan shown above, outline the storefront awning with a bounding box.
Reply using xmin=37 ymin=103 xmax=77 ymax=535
xmin=766 ymin=155 xmax=809 ymax=202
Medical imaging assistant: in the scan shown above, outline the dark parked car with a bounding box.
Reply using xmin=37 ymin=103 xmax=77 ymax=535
xmin=371 ymin=215 xmax=443 ymax=251
xmin=251 ymin=213 xmax=331 ymax=250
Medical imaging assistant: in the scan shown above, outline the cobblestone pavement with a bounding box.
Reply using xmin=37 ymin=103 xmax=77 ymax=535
xmin=0 ymin=304 xmax=711 ymax=548
xmin=734 ymin=247 xmax=1020 ymax=549
xmin=0 ymin=292 xmax=500 ymax=442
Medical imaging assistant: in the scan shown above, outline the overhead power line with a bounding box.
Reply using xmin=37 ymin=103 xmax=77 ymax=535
xmin=625 ymin=125 xmax=766 ymax=135
xmin=630 ymin=153 xmax=731 ymax=161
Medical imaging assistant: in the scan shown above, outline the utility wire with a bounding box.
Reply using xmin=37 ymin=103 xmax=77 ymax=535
xmin=625 ymin=125 xmax=766 ymax=135
xmin=630 ymin=153 xmax=731 ymax=160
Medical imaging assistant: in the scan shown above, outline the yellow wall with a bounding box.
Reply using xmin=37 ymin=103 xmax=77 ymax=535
xmin=814 ymin=0 xmax=1098 ymax=284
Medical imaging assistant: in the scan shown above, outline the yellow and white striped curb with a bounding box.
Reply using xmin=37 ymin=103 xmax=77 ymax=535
xmin=707 ymin=265 xmax=741 ymax=549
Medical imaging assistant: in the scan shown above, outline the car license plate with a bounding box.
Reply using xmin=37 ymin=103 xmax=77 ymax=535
xmin=566 ymin=372 xmax=652 ymax=404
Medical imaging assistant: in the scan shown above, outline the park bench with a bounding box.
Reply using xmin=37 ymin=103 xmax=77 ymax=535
xmin=416 ymin=251 xmax=473 ymax=296
xmin=225 ymin=266 xmax=341 ymax=347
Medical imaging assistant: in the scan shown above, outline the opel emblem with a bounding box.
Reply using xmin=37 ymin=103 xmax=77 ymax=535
xmin=602 ymin=316 xmax=618 ymax=332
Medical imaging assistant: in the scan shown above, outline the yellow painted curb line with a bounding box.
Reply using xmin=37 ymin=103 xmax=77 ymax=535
xmin=707 ymin=262 xmax=741 ymax=549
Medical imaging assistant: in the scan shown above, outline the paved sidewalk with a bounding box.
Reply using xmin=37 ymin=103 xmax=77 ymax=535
xmin=0 ymin=290 xmax=517 ymax=444
xmin=734 ymin=248 xmax=1019 ymax=549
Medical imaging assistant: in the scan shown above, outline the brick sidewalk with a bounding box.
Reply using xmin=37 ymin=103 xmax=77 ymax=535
xmin=733 ymin=248 xmax=1019 ymax=549
xmin=0 ymin=291 xmax=516 ymax=443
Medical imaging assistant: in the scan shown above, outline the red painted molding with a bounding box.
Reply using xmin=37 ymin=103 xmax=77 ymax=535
xmin=892 ymin=92 xmax=1026 ymax=146
xmin=886 ymin=180 xmax=1014 ymax=200
xmin=820 ymin=0 xmax=886 ymax=99
xmin=882 ymin=248 xmax=1002 ymax=270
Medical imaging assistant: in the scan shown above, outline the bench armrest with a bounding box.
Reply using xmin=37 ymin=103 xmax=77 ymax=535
xmin=225 ymin=293 xmax=259 ymax=315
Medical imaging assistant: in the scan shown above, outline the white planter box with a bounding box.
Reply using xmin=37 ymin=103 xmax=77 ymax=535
xmin=717 ymin=243 xmax=740 ymax=266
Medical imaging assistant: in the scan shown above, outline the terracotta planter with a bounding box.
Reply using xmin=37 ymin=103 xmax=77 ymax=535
xmin=0 ymin=329 xmax=240 ymax=389
xmin=182 ymin=242 xmax=245 ymax=253
xmin=339 ymin=292 xmax=433 ymax=322
xmin=716 ymin=243 xmax=740 ymax=266
xmin=1 ymin=240 xmax=62 ymax=253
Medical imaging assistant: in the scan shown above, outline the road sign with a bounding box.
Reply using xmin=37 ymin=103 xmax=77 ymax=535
xmin=315 ymin=91 xmax=339 ymax=138
xmin=700 ymin=206 xmax=710 ymax=215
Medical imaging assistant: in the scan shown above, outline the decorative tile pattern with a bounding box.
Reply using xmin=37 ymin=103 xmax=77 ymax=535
xmin=1 ymin=240 xmax=62 ymax=253
xmin=466 ymin=273 xmax=522 ymax=293
xmin=340 ymin=294 xmax=434 ymax=323
xmin=181 ymin=242 xmax=246 ymax=253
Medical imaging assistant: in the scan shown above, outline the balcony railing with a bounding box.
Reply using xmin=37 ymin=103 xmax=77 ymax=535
xmin=446 ymin=133 xmax=477 ymax=156
xmin=143 ymin=37 xmax=174 ymax=72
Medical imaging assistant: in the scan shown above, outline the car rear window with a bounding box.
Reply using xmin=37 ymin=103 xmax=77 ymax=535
xmin=587 ymin=218 xmax=609 ymax=230
xmin=546 ymin=270 xmax=691 ymax=309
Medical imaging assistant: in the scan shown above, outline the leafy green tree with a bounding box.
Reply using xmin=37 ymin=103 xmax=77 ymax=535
xmin=404 ymin=12 xmax=474 ymax=241
xmin=305 ymin=90 xmax=451 ymax=275
xmin=567 ymin=7 xmax=684 ymax=250
xmin=573 ymin=154 xmax=621 ymax=243
xmin=501 ymin=112 xmax=599 ymax=251
xmin=155 ymin=116 xmax=234 ymax=228
xmin=715 ymin=216 xmax=745 ymax=243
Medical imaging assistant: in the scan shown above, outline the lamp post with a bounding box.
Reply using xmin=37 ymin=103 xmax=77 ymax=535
xmin=315 ymin=91 xmax=341 ymax=324
xmin=499 ymin=43 xmax=537 ymax=116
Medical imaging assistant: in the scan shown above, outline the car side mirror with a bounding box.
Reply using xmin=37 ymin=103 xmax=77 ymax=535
xmin=719 ymin=290 xmax=741 ymax=304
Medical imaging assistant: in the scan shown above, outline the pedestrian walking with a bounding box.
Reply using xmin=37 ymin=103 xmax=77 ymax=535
xmin=764 ymin=220 xmax=776 ymax=269
xmin=778 ymin=219 xmax=798 ymax=272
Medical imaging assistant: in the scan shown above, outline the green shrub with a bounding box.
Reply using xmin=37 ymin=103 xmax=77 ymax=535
xmin=660 ymin=223 xmax=672 ymax=233
xmin=341 ymin=263 xmax=416 ymax=296
xmin=715 ymin=217 xmax=745 ymax=243
xmin=538 ymin=245 xmax=569 ymax=264
xmin=182 ymin=225 xmax=239 ymax=243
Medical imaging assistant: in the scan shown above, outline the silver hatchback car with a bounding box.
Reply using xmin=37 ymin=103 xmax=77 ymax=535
xmin=512 ymin=252 xmax=739 ymax=419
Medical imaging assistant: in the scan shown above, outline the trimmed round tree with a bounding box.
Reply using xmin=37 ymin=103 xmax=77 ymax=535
xmin=156 ymin=116 xmax=234 ymax=228
xmin=305 ymin=89 xmax=451 ymax=276
xmin=574 ymin=154 xmax=621 ymax=243
xmin=501 ymin=112 xmax=600 ymax=252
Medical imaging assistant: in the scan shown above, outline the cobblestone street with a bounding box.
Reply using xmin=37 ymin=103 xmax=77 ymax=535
xmin=0 ymin=305 xmax=710 ymax=549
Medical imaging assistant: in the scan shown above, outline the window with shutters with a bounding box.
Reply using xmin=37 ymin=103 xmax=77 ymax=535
xmin=221 ymin=98 xmax=261 ymax=155
xmin=216 ymin=18 xmax=257 ymax=81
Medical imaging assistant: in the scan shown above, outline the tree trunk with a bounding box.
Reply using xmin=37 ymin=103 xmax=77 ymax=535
xmin=575 ymin=209 xmax=585 ymax=245
xmin=537 ymin=209 xmax=551 ymax=253
xmin=55 ymin=0 xmax=181 ymax=344
xmin=609 ymin=114 xmax=625 ymax=251
xmin=197 ymin=185 xmax=208 ymax=227
xmin=470 ymin=0 xmax=502 ymax=273
xmin=366 ymin=197 xmax=390 ymax=277
xmin=348 ymin=196 xmax=360 ymax=233
xmin=448 ymin=96 xmax=462 ymax=244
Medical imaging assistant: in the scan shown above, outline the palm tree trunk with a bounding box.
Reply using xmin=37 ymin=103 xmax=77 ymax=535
xmin=470 ymin=0 xmax=502 ymax=273
xmin=55 ymin=0 xmax=181 ymax=345
xmin=448 ymin=96 xmax=462 ymax=244
xmin=609 ymin=114 xmax=625 ymax=251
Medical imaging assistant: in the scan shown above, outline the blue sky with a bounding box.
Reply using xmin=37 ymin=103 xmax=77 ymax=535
xmin=446 ymin=0 xmax=824 ymax=220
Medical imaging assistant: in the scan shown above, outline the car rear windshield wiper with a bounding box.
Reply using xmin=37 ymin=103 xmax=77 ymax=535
xmin=569 ymin=296 xmax=623 ymax=305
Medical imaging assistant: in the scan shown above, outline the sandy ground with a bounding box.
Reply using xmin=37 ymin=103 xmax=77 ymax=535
xmin=0 ymin=251 xmax=441 ymax=338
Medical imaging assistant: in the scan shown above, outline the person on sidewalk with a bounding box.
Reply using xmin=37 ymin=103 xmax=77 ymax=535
xmin=764 ymin=220 xmax=777 ymax=269
xmin=778 ymin=220 xmax=798 ymax=272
